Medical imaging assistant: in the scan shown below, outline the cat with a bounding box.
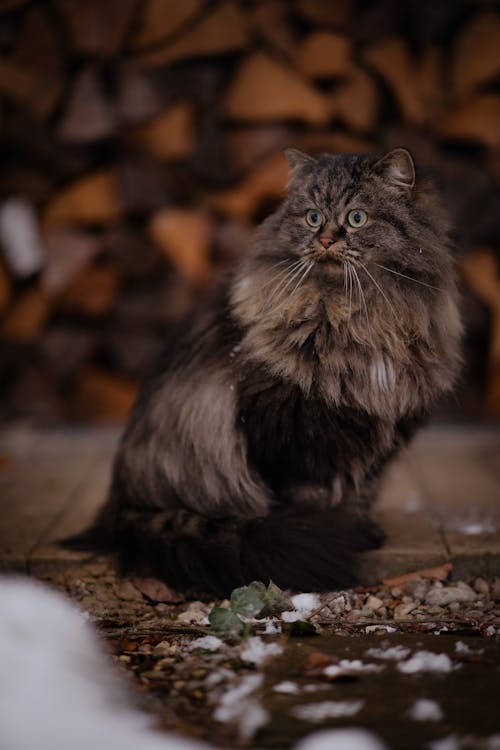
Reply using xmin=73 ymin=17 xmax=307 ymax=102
xmin=80 ymin=148 xmax=462 ymax=596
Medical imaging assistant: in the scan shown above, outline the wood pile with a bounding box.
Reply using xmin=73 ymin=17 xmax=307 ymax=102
xmin=0 ymin=0 xmax=499 ymax=423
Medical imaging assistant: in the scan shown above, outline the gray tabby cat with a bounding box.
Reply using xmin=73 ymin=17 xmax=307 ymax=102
xmin=80 ymin=148 xmax=462 ymax=596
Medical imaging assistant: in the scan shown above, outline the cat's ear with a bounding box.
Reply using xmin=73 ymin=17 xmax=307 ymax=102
xmin=283 ymin=148 xmax=315 ymax=175
xmin=374 ymin=148 xmax=415 ymax=191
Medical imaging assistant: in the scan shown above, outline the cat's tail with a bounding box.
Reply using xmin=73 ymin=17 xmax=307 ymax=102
xmin=78 ymin=505 xmax=382 ymax=597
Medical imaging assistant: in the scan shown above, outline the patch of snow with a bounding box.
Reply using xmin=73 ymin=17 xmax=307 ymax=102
xmin=324 ymin=659 xmax=384 ymax=676
xmin=365 ymin=645 xmax=410 ymax=661
xmin=365 ymin=625 xmax=397 ymax=634
xmin=189 ymin=636 xmax=224 ymax=652
xmin=204 ymin=668 xmax=234 ymax=688
xmin=240 ymin=636 xmax=283 ymax=666
xmin=485 ymin=625 xmax=497 ymax=637
xmin=454 ymin=641 xmax=483 ymax=656
xmin=291 ymin=700 xmax=364 ymax=722
xmin=292 ymin=593 xmax=321 ymax=613
xmin=487 ymin=736 xmax=500 ymax=750
xmin=0 ymin=576 xmax=211 ymax=750
xmin=428 ymin=734 xmax=463 ymax=750
xmin=294 ymin=727 xmax=388 ymax=750
xmin=282 ymin=610 xmax=304 ymax=622
xmin=273 ymin=681 xmax=300 ymax=694
xmin=213 ymin=673 xmax=268 ymax=738
xmin=263 ymin=619 xmax=282 ymax=634
xmin=397 ymin=651 xmax=456 ymax=674
xmin=408 ymin=699 xmax=443 ymax=721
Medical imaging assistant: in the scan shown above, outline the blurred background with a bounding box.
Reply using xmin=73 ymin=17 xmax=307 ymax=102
xmin=0 ymin=0 xmax=498 ymax=425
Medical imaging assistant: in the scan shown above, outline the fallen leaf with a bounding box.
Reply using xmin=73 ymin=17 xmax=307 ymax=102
xmin=132 ymin=576 xmax=185 ymax=603
xmin=382 ymin=562 xmax=452 ymax=588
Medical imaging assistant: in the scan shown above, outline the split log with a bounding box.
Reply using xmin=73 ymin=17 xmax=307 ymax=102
xmin=54 ymin=0 xmax=137 ymax=59
xmin=149 ymin=208 xmax=213 ymax=287
xmin=0 ymin=198 xmax=44 ymax=278
xmin=57 ymin=265 xmax=120 ymax=317
xmin=115 ymin=66 xmax=161 ymax=125
xmin=0 ymin=263 xmax=11 ymax=315
xmin=129 ymin=0 xmax=202 ymax=51
xmin=2 ymin=288 xmax=49 ymax=342
xmin=453 ymin=13 xmax=500 ymax=99
xmin=224 ymin=52 xmax=330 ymax=124
xmin=43 ymin=170 xmax=122 ymax=227
xmin=210 ymin=151 xmax=288 ymax=219
xmin=460 ymin=248 xmax=500 ymax=416
xmin=295 ymin=0 xmax=351 ymax=28
xmin=437 ymin=95 xmax=500 ymax=149
xmin=333 ymin=66 xmax=378 ymax=132
xmin=58 ymin=66 xmax=116 ymax=142
xmin=224 ymin=125 xmax=289 ymax=174
xmin=296 ymin=32 xmax=351 ymax=79
xmin=70 ymin=367 xmax=138 ymax=424
xmin=364 ymin=39 xmax=443 ymax=125
xmin=249 ymin=1 xmax=295 ymax=57
xmin=125 ymin=102 xmax=195 ymax=161
xmin=41 ymin=230 xmax=101 ymax=295
xmin=134 ymin=1 xmax=248 ymax=68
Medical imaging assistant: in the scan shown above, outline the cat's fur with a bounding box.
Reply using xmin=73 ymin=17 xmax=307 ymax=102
xmin=82 ymin=148 xmax=462 ymax=596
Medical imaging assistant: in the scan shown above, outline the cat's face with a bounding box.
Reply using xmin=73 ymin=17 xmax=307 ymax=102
xmin=267 ymin=148 xmax=451 ymax=294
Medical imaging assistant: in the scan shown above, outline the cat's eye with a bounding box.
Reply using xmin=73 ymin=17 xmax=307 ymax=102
xmin=305 ymin=209 xmax=324 ymax=228
xmin=347 ymin=209 xmax=368 ymax=228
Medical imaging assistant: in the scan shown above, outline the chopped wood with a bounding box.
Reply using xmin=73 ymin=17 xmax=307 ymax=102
xmin=225 ymin=52 xmax=330 ymax=124
xmin=149 ymin=208 xmax=213 ymax=287
xmin=41 ymin=230 xmax=101 ymax=295
xmin=296 ymin=31 xmax=351 ymax=79
xmin=292 ymin=131 xmax=374 ymax=156
xmin=382 ymin=562 xmax=453 ymax=588
xmin=333 ymin=66 xmax=378 ymax=132
xmin=125 ymin=102 xmax=195 ymax=161
xmin=54 ymin=0 xmax=137 ymax=59
xmin=115 ymin=66 xmax=161 ymax=125
xmin=224 ymin=125 xmax=289 ymax=173
xmin=364 ymin=39 xmax=443 ymax=125
xmin=58 ymin=66 xmax=116 ymax=142
xmin=249 ymin=1 xmax=296 ymax=57
xmin=2 ymin=288 xmax=49 ymax=342
xmin=129 ymin=0 xmax=201 ymax=50
xmin=43 ymin=170 xmax=122 ymax=227
xmin=437 ymin=95 xmax=500 ymax=149
xmin=460 ymin=248 xmax=500 ymax=415
xmin=134 ymin=1 xmax=248 ymax=68
xmin=453 ymin=13 xmax=500 ymax=99
xmin=210 ymin=151 xmax=288 ymax=219
xmin=70 ymin=368 xmax=138 ymax=424
xmin=296 ymin=0 xmax=351 ymax=28
xmin=0 ymin=263 xmax=11 ymax=315
xmin=57 ymin=265 xmax=120 ymax=317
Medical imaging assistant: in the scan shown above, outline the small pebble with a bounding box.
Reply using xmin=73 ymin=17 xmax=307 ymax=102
xmin=491 ymin=578 xmax=500 ymax=601
xmin=366 ymin=595 xmax=384 ymax=611
xmin=394 ymin=602 xmax=417 ymax=620
xmin=425 ymin=582 xmax=476 ymax=606
xmin=474 ymin=578 xmax=490 ymax=596
xmin=391 ymin=587 xmax=403 ymax=598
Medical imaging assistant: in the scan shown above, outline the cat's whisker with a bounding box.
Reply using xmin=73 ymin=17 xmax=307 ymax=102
xmin=357 ymin=260 xmax=397 ymax=319
xmin=347 ymin=262 xmax=354 ymax=319
xmin=351 ymin=265 xmax=373 ymax=343
xmin=264 ymin=259 xmax=307 ymax=306
xmin=266 ymin=260 xmax=309 ymax=310
xmin=261 ymin=258 xmax=305 ymax=292
xmin=287 ymin=261 xmax=315 ymax=301
xmin=373 ymin=263 xmax=444 ymax=292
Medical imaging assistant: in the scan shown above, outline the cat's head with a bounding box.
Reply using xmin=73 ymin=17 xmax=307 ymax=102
xmin=259 ymin=148 xmax=453 ymax=296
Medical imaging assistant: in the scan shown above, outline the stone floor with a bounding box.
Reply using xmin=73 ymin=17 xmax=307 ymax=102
xmin=1 ymin=421 xmax=499 ymax=580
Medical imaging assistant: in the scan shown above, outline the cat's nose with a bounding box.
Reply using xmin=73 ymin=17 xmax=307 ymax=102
xmin=319 ymin=236 xmax=334 ymax=249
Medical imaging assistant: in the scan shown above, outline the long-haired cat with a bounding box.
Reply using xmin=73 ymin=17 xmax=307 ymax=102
xmin=80 ymin=148 xmax=462 ymax=596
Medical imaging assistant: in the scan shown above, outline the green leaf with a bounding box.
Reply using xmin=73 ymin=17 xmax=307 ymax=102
xmin=208 ymin=606 xmax=245 ymax=635
xmin=260 ymin=581 xmax=292 ymax=617
xmin=230 ymin=581 xmax=267 ymax=618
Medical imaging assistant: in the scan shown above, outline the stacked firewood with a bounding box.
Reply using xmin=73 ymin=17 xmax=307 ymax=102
xmin=0 ymin=0 xmax=499 ymax=422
